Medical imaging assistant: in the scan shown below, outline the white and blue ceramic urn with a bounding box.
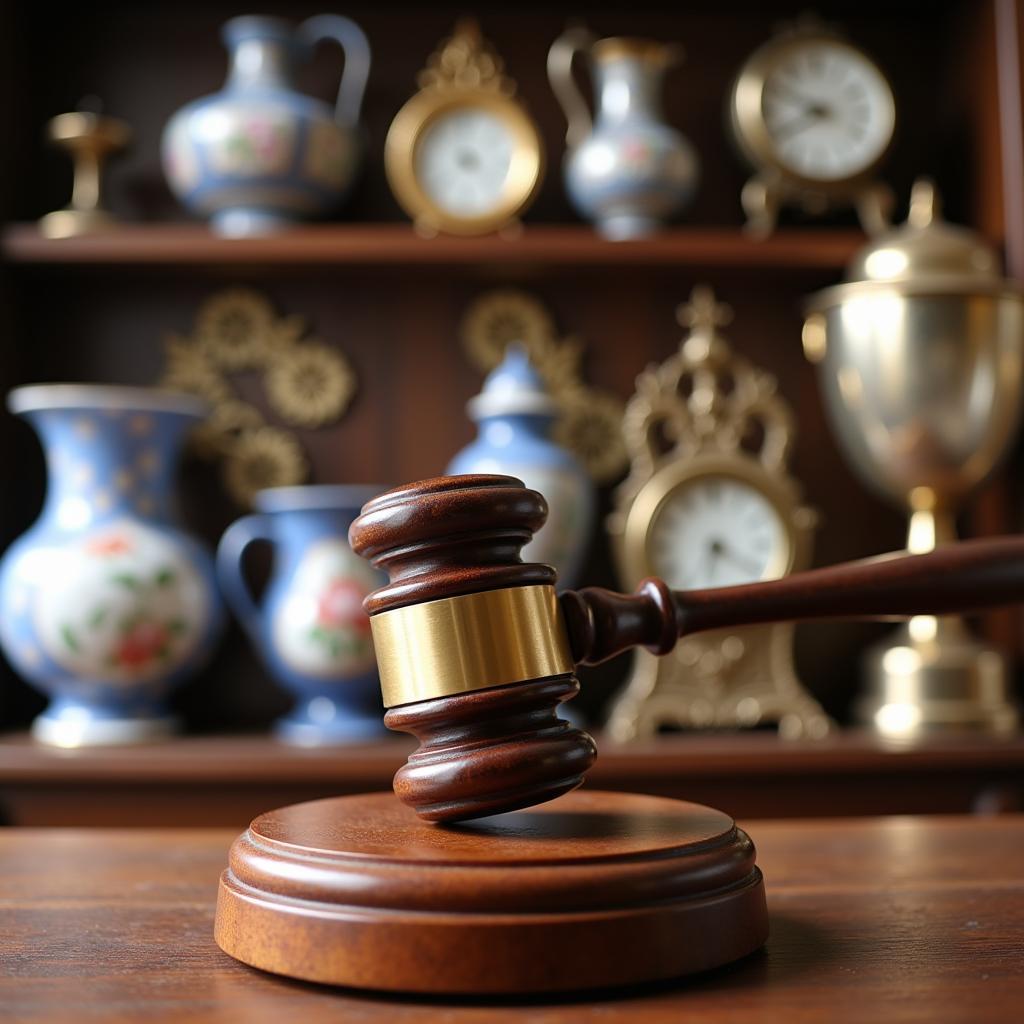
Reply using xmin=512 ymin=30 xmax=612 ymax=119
xmin=447 ymin=346 xmax=596 ymax=589
xmin=162 ymin=14 xmax=371 ymax=236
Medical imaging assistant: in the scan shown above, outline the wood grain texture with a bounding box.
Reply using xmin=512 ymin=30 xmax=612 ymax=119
xmin=2 ymin=815 xmax=1023 ymax=1021
xmin=0 ymin=223 xmax=865 ymax=269
xmin=350 ymin=476 xmax=598 ymax=821
xmin=215 ymin=790 xmax=767 ymax=992
xmin=384 ymin=678 xmax=597 ymax=822
xmin=567 ymin=536 xmax=1024 ymax=665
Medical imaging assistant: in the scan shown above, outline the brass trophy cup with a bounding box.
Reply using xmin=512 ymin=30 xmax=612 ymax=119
xmin=804 ymin=180 xmax=1024 ymax=739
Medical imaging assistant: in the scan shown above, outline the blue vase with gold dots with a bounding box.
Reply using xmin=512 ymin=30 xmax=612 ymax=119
xmin=0 ymin=385 xmax=224 ymax=746
xmin=447 ymin=345 xmax=596 ymax=589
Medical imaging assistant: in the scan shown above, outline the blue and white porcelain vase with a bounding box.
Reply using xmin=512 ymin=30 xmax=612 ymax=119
xmin=162 ymin=14 xmax=371 ymax=237
xmin=548 ymin=29 xmax=698 ymax=240
xmin=447 ymin=346 xmax=596 ymax=589
xmin=217 ymin=485 xmax=386 ymax=744
xmin=0 ymin=385 xmax=224 ymax=746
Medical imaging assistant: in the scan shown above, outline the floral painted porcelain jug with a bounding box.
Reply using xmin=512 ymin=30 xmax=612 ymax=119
xmin=548 ymin=28 xmax=698 ymax=239
xmin=0 ymin=385 xmax=224 ymax=746
xmin=447 ymin=345 xmax=595 ymax=589
xmin=217 ymin=485 xmax=386 ymax=744
xmin=162 ymin=14 xmax=370 ymax=236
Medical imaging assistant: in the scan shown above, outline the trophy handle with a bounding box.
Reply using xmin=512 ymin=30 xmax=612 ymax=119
xmin=562 ymin=536 xmax=1024 ymax=665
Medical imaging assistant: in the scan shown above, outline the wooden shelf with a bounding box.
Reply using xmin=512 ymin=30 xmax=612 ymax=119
xmin=1 ymin=731 xmax=1020 ymax=826
xmin=0 ymin=222 xmax=863 ymax=270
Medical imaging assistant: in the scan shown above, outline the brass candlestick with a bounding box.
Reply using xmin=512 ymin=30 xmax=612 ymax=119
xmin=39 ymin=109 xmax=131 ymax=239
xmin=804 ymin=180 xmax=1024 ymax=739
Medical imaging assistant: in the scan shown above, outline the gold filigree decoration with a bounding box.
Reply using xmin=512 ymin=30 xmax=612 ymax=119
xmin=554 ymin=388 xmax=629 ymax=485
xmin=191 ymin=400 xmax=264 ymax=459
xmin=417 ymin=18 xmax=516 ymax=96
xmin=196 ymin=289 xmax=276 ymax=370
xmin=162 ymin=334 xmax=231 ymax=404
xmin=223 ymin=428 xmax=308 ymax=507
xmin=265 ymin=343 xmax=356 ymax=428
xmin=157 ymin=287 xmax=357 ymax=507
xmin=461 ymin=289 xmax=556 ymax=369
xmin=460 ymin=288 xmax=627 ymax=483
xmin=616 ymin=284 xmax=794 ymax=506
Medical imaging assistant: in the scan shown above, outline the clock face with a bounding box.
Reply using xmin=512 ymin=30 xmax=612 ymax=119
xmin=415 ymin=107 xmax=515 ymax=217
xmin=648 ymin=475 xmax=789 ymax=590
xmin=759 ymin=40 xmax=894 ymax=181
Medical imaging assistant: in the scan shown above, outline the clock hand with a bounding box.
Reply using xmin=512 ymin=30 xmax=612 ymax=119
xmin=696 ymin=541 xmax=718 ymax=586
xmin=718 ymin=544 xmax=763 ymax=580
xmin=770 ymin=110 xmax=822 ymax=141
xmin=769 ymin=83 xmax=825 ymax=110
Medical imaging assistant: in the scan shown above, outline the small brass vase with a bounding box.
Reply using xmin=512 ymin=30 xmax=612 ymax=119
xmin=804 ymin=180 xmax=1024 ymax=739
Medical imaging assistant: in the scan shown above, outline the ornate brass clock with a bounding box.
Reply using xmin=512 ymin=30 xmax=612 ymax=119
xmin=606 ymin=286 xmax=832 ymax=740
xmin=729 ymin=19 xmax=896 ymax=237
xmin=385 ymin=19 xmax=544 ymax=236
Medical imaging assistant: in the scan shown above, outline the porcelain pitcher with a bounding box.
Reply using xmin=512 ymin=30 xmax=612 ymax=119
xmin=217 ymin=485 xmax=386 ymax=744
xmin=548 ymin=29 xmax=698 ymax=239
xmin=162 ymin=14 xmax=370 ymax=236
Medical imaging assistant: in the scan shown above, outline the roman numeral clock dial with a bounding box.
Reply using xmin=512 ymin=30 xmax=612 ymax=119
xmin=761 ymin=44 xmax=893 ymax=181
xmin=730 ymin=24 xmax=896 ymax=236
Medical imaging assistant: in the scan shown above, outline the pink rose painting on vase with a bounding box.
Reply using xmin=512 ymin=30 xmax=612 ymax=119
xmin=311 ymin=576 xmax=372 ymax=662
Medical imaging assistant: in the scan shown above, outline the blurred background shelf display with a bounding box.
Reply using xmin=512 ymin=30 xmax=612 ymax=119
xmin=1 ymin=732 xmax=1021 ymax=827
xmin=0 ymin=224 xmax=865 ymax=270
xmin=1 ymin=0 xmax=1023 ymax=820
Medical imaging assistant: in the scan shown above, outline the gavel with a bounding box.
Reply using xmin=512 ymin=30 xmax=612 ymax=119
xmin=350 ymin=474 xmax=1024 ymax=824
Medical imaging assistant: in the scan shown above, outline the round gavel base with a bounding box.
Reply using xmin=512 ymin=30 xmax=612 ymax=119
xmin=215 ymin=790 xmax=767 ymax=994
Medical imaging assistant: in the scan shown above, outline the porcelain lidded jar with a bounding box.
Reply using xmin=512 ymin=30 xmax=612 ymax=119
xmin=162 ymin=14 xmax=371 ymax=237
xmin=447 ymin=345 xmax=596 ymax=588
xmin=0 ymin=385 xmax=224 ymax=746
xmin=217 ymin=485 xmax=387 ymax=744
xmin=548 ymin=29 xmax=699 ymax=239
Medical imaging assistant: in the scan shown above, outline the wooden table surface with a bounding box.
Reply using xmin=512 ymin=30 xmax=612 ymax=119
xmin=3 ymin=813 xmax=1023 ymax=1023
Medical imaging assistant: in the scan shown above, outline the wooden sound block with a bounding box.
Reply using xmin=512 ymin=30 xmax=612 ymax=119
xmin=215 ymin=789 xmax=768 ymax=994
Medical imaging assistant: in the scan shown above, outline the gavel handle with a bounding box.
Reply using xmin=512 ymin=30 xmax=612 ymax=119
xmin=561 ymin=536 xmax=1024 ymax=667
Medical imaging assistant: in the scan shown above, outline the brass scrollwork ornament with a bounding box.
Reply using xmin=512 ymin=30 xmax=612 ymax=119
xmin=158 ymin=288 xmax=357 ymax=506
xmin=606 ymin=285 xmax=832 ymax=740
xmin=460 ymin=288 xmax=628 ymax=484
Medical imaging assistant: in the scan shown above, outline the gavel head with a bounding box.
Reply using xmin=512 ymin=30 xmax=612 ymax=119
xmin=349 ymin=474 xmax=596 ymax=823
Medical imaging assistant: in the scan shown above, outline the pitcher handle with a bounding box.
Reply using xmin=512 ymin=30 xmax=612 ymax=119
xmin=217 ymin=513 xmax=274 ymax=643
xmin=548 ymin=25 xmax=595 ymax=150
xmin=298 ymin=14 xmax=371 ymax=127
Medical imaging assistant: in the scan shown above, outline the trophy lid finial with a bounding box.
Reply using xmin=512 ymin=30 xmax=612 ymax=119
xmin=844 ymin=177 xmax=1002 ymax=287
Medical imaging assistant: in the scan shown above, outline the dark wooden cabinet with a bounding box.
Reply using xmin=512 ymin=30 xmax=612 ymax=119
xmin=1 ymin=3 xmax=1022 ymax=776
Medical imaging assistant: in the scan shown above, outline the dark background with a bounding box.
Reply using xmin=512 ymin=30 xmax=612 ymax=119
xmin=0 ymin=0 xmax=1019 ymax=733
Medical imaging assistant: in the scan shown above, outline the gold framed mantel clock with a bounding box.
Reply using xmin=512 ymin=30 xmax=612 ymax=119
xmin=385 ymin=19 xmax=544 ymax=237
xmin=729 ymin=18 xmax=896 ymax=237
xmin=606 ymin=286 xmax=831 ymax=741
